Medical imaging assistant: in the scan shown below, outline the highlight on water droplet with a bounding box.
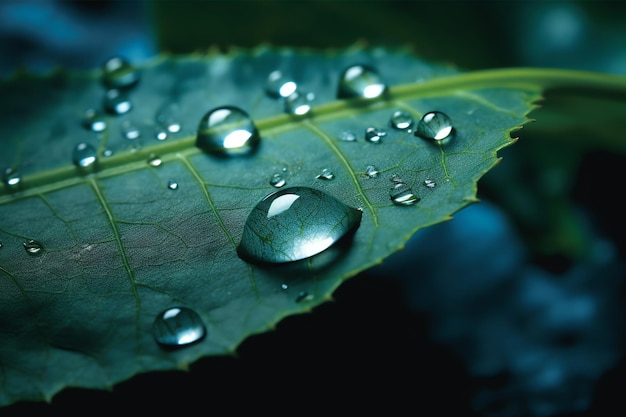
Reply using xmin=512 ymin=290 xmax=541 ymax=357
xmin=82 ymin=108 xmax=107 ymax=133
xmin=284 ymin=91 xmax=314 ymax=116
xmin=365 ymin=127 xmax=386 ymax=143
xmin=414 ymin=111 xmax=454 ymax=143
xmin=102 ymin=56 xmax=140 ymax=90
xmin=72 ymin=142 xmax=97 ymax=168
xmin=270 ymin=173 xmax=286 ymax=188
xmin=196 ymin=105 xmax=260 ymax=156
xmin=148 ymin=154 xmax=163 ymax=167
xmin=390 ymin=182 xmax=419 ymax=206
xmin=2 ymin=168 xmax=21 ymax=188
xmin=152 ymin=306 xmax=206 ymax=348
xmin=167 ymin=180 xmax=179 ymax=190
xmin=266 ymin=70 xmax=297 ymax=99
xmin=337 ymin=64 xmax=387 ymax=99
xmin=103 ymin=89 xmax=132 ymax=115
xmin=389 ymin=110 xmax=414 ymax=130
xmin=121 ymin=120 xmax=141 ymax=140
xmin=155 ymin=103 xmax=182 ymax=134
xmin=296 ymin=291 xmax=314 ymax=303
xmin=23 ymin=239 xmax=44 ymax=256
xmin=237 ymin=186 xmax=362 ymax=264
xmin=316 ymin=168 xmax=334 ymax=180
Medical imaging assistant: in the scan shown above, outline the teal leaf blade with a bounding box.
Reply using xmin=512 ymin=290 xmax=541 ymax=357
xmin=0 ymin=46 xmax=540 ymax=407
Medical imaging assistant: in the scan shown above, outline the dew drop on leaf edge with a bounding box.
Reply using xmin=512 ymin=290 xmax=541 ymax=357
xmin=153 ymin=307 xmax=206 ymax=348
xmin=237 ymin=186 xmax=362 ymax=264
xmin=196 ymin=106 xmax=260 ymax=156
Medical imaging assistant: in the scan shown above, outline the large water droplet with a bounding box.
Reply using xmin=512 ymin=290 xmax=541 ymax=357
xmin=237 ymin=186 xmax=362 ymax=264
xmin=153 ymin=307 xmax=206 ymax=348
xmin=72 ymin=143 xmax=97 ymax=168
xmin=23 ymin=239 xmax=44 ymax=256
xmin=414 ymin=111 xmax=454 ymax=142
xmin=103 ymin=89 xmax=132 ymax=115
xmin=337 ymin=64 xmax=387 ymax=99
xmin=82 ymin=108 xmax=107 ymax=132
xmin=389 ymin=110 xmax=414 ymax=130
xmin=196 ymin=106 xmax=260 ymax=156
xmin=102 ymin=56 xmax=140 ymax=90
xmin=2 ymin=168 xmax=21 ymax=188
xmin=266 ymin=70 xmax=297 ymax=98
xmin=390 ymin=182 xmax=419 ymax=206
xmin=365 ymin=127 xmax=386 ymax=143
xmin=284 ymin=91 xmax=314 ymax=115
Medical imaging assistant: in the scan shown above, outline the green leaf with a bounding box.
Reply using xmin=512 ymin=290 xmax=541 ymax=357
xmin=0 ymin=46 xmax=540 ymax=407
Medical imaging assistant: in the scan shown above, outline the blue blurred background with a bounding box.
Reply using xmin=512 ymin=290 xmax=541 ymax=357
xmin=2 ymin=1 xmax=626 ymax=416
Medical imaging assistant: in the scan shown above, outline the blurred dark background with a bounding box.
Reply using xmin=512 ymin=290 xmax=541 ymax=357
xmin=2 ymin=1 xmax=626 ymax=416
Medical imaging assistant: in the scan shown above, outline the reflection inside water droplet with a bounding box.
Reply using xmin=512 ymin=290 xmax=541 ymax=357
xmin=284 ymin=91 xmax=314 ymax=115
xmin=266 ymin=70 xmax=297 ymax=98
xmin=72 ymin=143 xmax=97 ymax=168
xmin=102 ymin=56 xmax=139 ymax=90
xmin=82 ymin=108 xmax=107 ymax=132
xmin=337 ymin=64 xmax=387 ymax=99
xmin=196 ymin=106 xmax=260 ymax=156
xmin=153 ymin=307 xmax=206 ymax=348
xmin=415 ymin=111 xmax=454 ymax=142
xmin=390 ymin=182 xmax=419 ymax=206
xmin=237 ymin=186 xmax=362 ymax=264
xmin=103 ymin=89 xmax=132 ymax=115
xmin=23 ymin=239 xmax=44 ymax=255
xmin=390 ymin=110 xmax=414 ymax=130
xmin=270 ymin=173 xmax=286 ymax=188
xmin=365 ymin=127 xmax=386 ymax=143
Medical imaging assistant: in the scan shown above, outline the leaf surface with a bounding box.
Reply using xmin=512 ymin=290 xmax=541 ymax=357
xmin=0 ymin=46 xmax=539 ymax=406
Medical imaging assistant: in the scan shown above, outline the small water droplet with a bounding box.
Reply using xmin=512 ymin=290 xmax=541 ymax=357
xmin=155 ymin=128 xmax=168 ymax=141
xmin=390 ymin=182 xmax=419 ymax=206
xmin=167 ymin=180 xmax=179 ymax=190
xmin=196 ymin=106 xmax=260 ymax=156
xmin=296 ymin=291 xmax=313 ymax=303
xmin=102 ymin=56 xmax=139 ymax=90
xmin=237 ymin=186 xmax=362 ymax=263
xmin=155 ymin=103 xmax=182 ymax=133
xmin=121 ymin=120 xmax=141 ymax=140
xmin=103 ymin=89 xmax=132 ymax=115
xmin=72 ymin=142 xmax=97 ymax=168
xmin=148 ymin=154 xmax=162 ymax=167
xmin=337 ymin=64 xmax=387 ymax=99
xmin=152 ymin=307 xmax=206 ymax=348
xmin=389 ymin=110 xmax=414 ymax=130
xmin=281 ymin=283 xmax=289 ymax=290
xmin=284 ymin=91 xmax=314 ymax=115
xmin=424 ymin=178 xmax=436 ymax=188
xmin=0 ymin=242 xmax=3 ymax=249
xmin=338 ymin=131 xmax=357 ymax=142
xmin=270 ymin=173 xmax=286 ymax=188
xmin=23 ymin=239 xmax=44 ymax=256
xmin=266 ymin=70 xmax=297 ymax=98
xmin=103 ymin=149 xmax=113 ymax=157
xmin=365 ymin=165 xmax=379 ymax=178
xmin=414 ymin=111 xmax=454 ymax=142
xmin=82 ymin=108 xmax=107 ymax=132
xmin=2 ymin=168 xmax=21 ymax=188
xmin=365 ymin=127 xmax=386 ymax=143
xmin=316 ymin=168 xmax=334 ymax=180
